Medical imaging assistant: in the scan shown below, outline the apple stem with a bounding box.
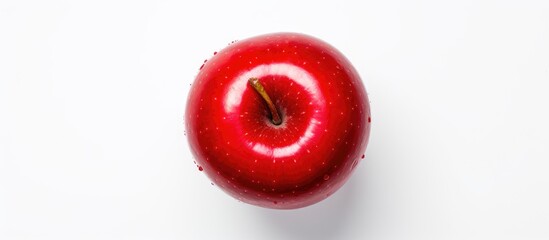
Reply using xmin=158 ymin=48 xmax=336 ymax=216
xmin=248 ymin=77 xmax=282 ymax=125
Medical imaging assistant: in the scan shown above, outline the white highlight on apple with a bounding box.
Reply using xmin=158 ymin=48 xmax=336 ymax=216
xmin=224 ymin=63 xmax=324 ymax=158
xmin=251 ymin=119 xmax=320 ymax=158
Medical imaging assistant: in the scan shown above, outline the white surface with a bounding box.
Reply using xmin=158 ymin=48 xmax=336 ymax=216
xmin=1 ymin=0 xmax=549 ymax=239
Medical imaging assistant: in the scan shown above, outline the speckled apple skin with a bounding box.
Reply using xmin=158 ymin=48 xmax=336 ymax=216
xmin=186 ymin=32 xmax=371 ymax=209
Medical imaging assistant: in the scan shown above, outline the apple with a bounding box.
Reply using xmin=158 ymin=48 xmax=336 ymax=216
xmin=185 ymin=32 xmax=371 ymax=209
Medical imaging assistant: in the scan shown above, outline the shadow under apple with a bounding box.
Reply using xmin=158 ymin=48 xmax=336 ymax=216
xmin=254 ymin=167 xmax=365 ymax=240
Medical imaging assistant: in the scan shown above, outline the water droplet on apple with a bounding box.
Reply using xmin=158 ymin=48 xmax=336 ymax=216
xmin=273 ymin=201 xmax=278 ymax=205
xmin=323 ymin=174 xmax=330 ymax=180
xmin=213 ymin=51 xmax=217 ymax=55
xmin=199 ymin=64 xmax=205 ymax=70
xmin=198 ymin=166 xmax=203 ymax=171
xmin=368 ymin=116 xmax=371 ymax=123
xmin=362 ymin=154 xmax=365 ymax=159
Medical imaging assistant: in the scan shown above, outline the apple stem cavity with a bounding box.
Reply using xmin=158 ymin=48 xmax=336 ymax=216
xmin=248 ymin=77 xmax=282 ymax=125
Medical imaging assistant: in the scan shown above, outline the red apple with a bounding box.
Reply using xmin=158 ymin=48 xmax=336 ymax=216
xmin=185 ymin=32 xmax=371 ymax=209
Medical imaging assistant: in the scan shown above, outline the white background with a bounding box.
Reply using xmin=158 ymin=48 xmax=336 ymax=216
xmin=1 ymin=0 xmax=548 ymax=239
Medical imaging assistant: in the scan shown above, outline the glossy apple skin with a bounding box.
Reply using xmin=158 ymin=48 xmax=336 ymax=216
xmin=186 ymin=33 xmax=371 ymax=209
